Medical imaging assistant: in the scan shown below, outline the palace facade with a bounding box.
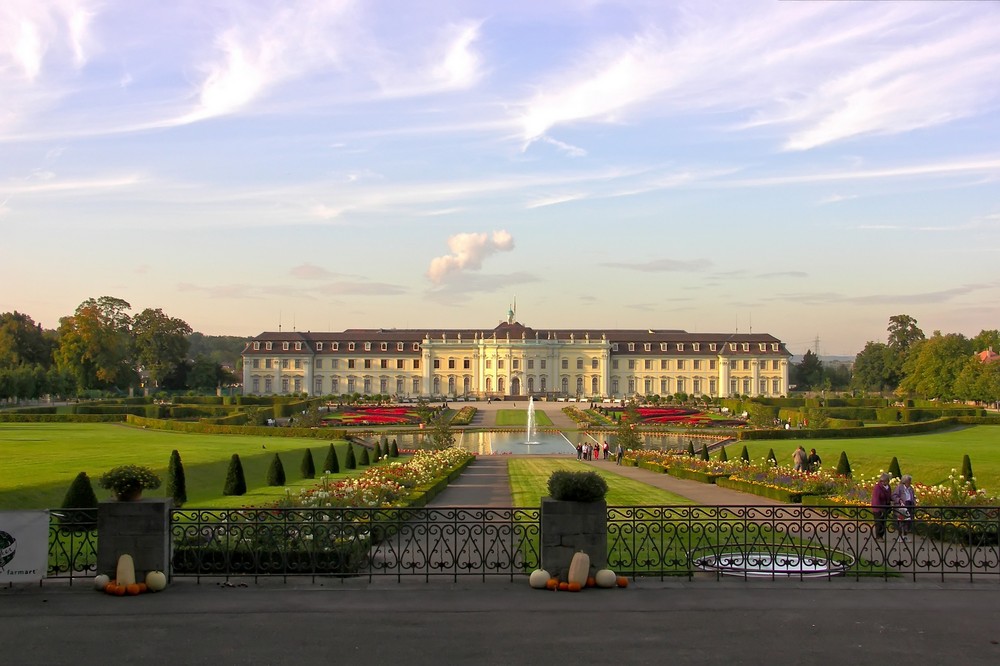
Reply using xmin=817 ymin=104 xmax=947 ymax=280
xmin=241 ymin=310 xmax=791 ymax=400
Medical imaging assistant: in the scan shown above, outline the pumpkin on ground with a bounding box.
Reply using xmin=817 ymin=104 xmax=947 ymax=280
xmin=567 ymin=582 xmax=582 ymax=592
xmin=529 ymin=569 xmax=551 ymax=589
xmin=145 ymin=570 xmax=167 ymax=592
xmin=567 ymin=551 xmax=590 ymax=587
xmin=125 ymin=583 xmax=142 ymax=596
xmin=616 ymin=576 xmax=629 ymax=588
xmin=586 ymin=576 xmax=596 ymax=588
xmin=546 ymin=578 xmax=559 ymax=591
xmin=115 ymin=554 xmax=136 ymax=587
xmin=94 ymin=574 xmax=110 ymax=591
xmin=558 ymin=582 xmax=569 ymax=591
xmin=594 ymin=569 xmax=617 ymax=588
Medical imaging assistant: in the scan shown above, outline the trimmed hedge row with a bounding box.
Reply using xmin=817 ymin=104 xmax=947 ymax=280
xmin=736 ymin=417 xmax=960 ymax=440
xmin=715 ymin=477 xmax=812 ymax=503
xmin=126 ymin=415 xmax=347 ymax=440
xmin=667 ymin=467 xmax=729 ymax=484
xmin=0 ymin=413 xmax=126 ymax=423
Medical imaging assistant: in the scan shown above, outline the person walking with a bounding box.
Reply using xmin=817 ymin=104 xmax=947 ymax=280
xmin=806 ymin=448 xmax=821 ymax=472
xmin=615 ymin=442 xmax=624 ymax=466
xmin=893 ymin=474 xmax=917 ymax=540
xmin=792 ymin=446 xmax=807 ymax=472
xmin=871 ymin=473 xmax=893 ymax=539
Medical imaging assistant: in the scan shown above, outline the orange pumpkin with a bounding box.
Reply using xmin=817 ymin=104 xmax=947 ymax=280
xmin=104 ymin=582 xmax=116 ymax=594
xmin=586 ymin=576 xmax=596 ymax=588
xmin=558 ymin=582 xmax=569 ymax=591
xmin=113 ymin=584 xmax=127 ymax=596
xmin=137 ymin=583 xmax=148 ymax=593
xmin=546 ymin=578 xmax=559 ymax=590
xmin=567 ymin=582 xmax=582 ymax=592
xmin=616 ymin=576 xmax=629 ymax=588
xmin=126 ymin=583 xmax=142 ymax=596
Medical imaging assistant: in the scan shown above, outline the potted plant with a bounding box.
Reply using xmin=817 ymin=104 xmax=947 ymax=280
xmin=98 ymin=465 xmax=162 ymax=501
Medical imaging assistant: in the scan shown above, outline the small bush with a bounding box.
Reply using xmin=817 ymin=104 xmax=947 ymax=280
xmin=61 ymin=471 xmax=98 ymax=511
xmin=167 ymin=449 xmax=187 ymax=507
xmin=837 ymin=451 xmax=852 ymax=478
xmin=767 ymin=448 xmax=777 ymax=466
xmin=700 ymin=443 xmax=710 ymax=461
xmin=300 ymin=448 xmax=316 ymax=479
xmin=223 ymin=454 xmax=247 ymax=496
xmin=740 ymin=445 xmax=750 ymax=463
xmin=345 ymin=444 xmax=357 ymax=470
xmin=888 ymin=456 xmax=902 ymax=480
xmin=358 ymin=446 xmax=370 ymax=466
xmin=962 ymin=454 xmax=975 ymax=491
xmin=323 ymin=443 xmax=339 ymax=474
xmin=718 ymin=445 xmax=728 ymax=462
xmin=546 ymin=470 xmax=608 ymax=502
xmin=686 ymin=440 xmax=696 ymax=457
xmin=267 ymin=453 xmax=286 ymax=486
xmin=390 ymin=439 xmax=399 ymax=457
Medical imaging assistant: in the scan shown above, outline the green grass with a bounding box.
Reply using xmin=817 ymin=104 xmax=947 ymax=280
xmin=0 ymin=423 xmax=366 ymax=510
xmin=742 ymin=425 xmax=1000 ymax=490
xmin=507 ymin=458 xmax=694 ymax=507
xmin=495 ymin=409 xmax=554 ymax=427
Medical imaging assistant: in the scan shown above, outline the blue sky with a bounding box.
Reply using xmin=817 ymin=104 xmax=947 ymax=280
xmin=1 ymin=0 xmax=998 ymax=356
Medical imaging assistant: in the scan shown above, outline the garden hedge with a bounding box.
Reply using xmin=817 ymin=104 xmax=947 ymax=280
xmin=715 ymin=477 xmax=812 ymax=503
xmin=125 ymin=415 xmax=347 ymax=440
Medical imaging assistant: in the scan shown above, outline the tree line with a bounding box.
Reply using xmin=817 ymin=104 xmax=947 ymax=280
xmin=0 ymin=296 xmax=245 ymax=400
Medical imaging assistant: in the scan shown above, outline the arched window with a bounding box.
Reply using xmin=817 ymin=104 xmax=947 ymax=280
xmin=448 ymin=377 xmax=456 ymax=394
xmin=592 ymin=377 xmax=599 ymax=395
xmin=486 ymin=377 xmax=492 ymax=392
xmin=433 ymin=377 xmax=440 ymax=394
xmin=561 ymin=377 xmax=569 ymax=394
xmin=498 ymin=377 xmax=505 ymax=393
xmin=528 ymin=377 xmax=535 ymax=393
xmin=540 ymin=376 xmax=546 ymax=391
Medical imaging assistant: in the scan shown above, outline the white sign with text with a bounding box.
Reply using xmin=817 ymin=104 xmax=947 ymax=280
xmin=0 ymin=510 xmax=49 ymax=583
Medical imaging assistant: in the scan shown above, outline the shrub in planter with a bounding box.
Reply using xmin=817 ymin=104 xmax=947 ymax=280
xmin=300 ymin=448 xmax=316 ymax=479
xmin=267 ymin=453 xmax=286 ymax=486
xmin=547 ymin=470 xmax=608 ymax=502
xmin=345 ymin=444 xmax=357 ymax=470
xmin=223 ymin=454 xmax=247 ymax=496
xmin=888 ymin=456 xmax=902 ymax=480
xmin=836 ymin=451 xmax=852 ymax=478
xmin=98 ymin=465 xmax=161 ymax=499
xmin=167 ymin=449 xmax=187 ymax=506
xmin=323 ymin=443 xmax=340 ymax=474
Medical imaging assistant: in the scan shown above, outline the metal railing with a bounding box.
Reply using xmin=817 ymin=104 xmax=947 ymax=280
xmin=47 ymin=509 xmax=98 ymax=584
xmin=170 ymin=507 xmax=541 ymax=582
xmin=608 ymin=505 xmax=1000 ymax=581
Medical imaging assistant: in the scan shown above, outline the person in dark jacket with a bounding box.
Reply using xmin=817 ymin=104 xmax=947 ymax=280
xmin=871 ymin=473 xmax=893 ymax=538
xmin=806 ymin=449 xmax=821 ymax=472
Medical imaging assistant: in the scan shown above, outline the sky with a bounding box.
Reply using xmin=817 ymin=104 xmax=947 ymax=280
xmin=1 ymin=0 xmax=998 ymax=357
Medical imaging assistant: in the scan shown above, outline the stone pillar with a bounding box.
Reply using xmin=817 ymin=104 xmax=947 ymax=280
xmin=97 ymin=498 xmax=173 ymax=580
xmin=540 ymin=498 xmax=607 ymax=578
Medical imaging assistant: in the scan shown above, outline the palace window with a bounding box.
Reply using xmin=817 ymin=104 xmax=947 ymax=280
xmin=512 ymin=359 xmax=518 ymax=370
xmin=693 ymin=360 xmax=700 ymax=370
xmin=576 ymin=377 xmax=584 ymax=395
xmin=348 ymin=342 xmax=355 ymax=351
xmin=252 ymin=359 xmax=259 ymax=369
xmin=464 ymin=359 xmax=471 ymax=369
xmin=660 ymin=343 xmax=667 ymax=351
xmin=381 ymin=359 xmax=388 ymax=369
xmin=693 ymin=343 xmax=700 ymax=352
xmin=315 ymin=358 xmax=322 ymax=369
xmin=729 ymin=343 xmax=736 ymax=351
xmin=660 ymin=379 xmax=668 ymax=394
xmin=264 ymin=378 xmax=272 ymax=393
xmin=644 ymin=343 xmax=651 ymax=351
xmin=448 ymin=377 xmax=455 ymax=394
xmin=759 ymin=343 xmax=766 ymax=352
xmin=577 ymin=359 xmax=583 ymax=370
xmin=265 ymin=342 xmax=272 ymax=350
xmin=294 ymin=342 xmax=301 ymax=350
xmin=540 ymin=376 xmax=547 ymax=391
xmin=434 ymin=359 xmax=440 ymax=369
xmin=561 ymin=377 xmax=569 ymax=394
xmin=397 ymin=342 xmax=404 ymax=351
xmin=709 ymin=379 xmax=716 ymax=395
xmin=661 ymin=360 xmax=668 ymax=370
xmin=677 ymin=343 xmax=684 ymax=351
xmin=611 ymin=378 xmax=618 ymax=394
xmin=498 ymin=360 xmax=504 ymax=369
xmin=381 ymin=378 xmax=388 ymax=393
xmin=332 ymin=378 xmax=339 ymax=393
xmin=397 ymin=359 xmax=404 ymax=369
xmin=612 ymin=360 xmax=619 ymax=370
xmin=527 ymin=360 xmax=534 ymax=369
xmin=743 ymin=360 xmax=750 ymax=370
xmin=709 ymin=343 xmax=716 ymax=352
xmin=412 ymin=378 xmax=420 ymax=393
xmin=364 ymin=342 xmax=371 ymax=351
xmin=252 ymin=378 xmax=259 ymax=392
xmin=381 ymin=342 xmax=387 ymax=351
xmin=592 ymin=377 xmax=599 ymax=394
xmin=644 ymin=360 xmax=651 ymax=370
xmin=676 ymin=378 xmax=685 ymax=393
xmin=448 ymin=359 xmax=455 ymax=369
xmin=486 ymin=360 xmax=492 ymax=369
xmin=348 ymin=359 xmax=356 ymax=369
xmin=742 ymin=343 xmax=749 ymax=351
xmin=253 ymin=342 xmax=260 ymax=350
xmin=773 ymin=378 xmax=780 ymax=394
xmin=693 ymin=379 xmax=701 ymax=394
xmin=265 ymin=359 xmax=272 ymax=369
xmin=364 ymin=359 xmax=372 ymax=369
xmin=540 ymin=360 xmax=546 ymax=369
xmin=628 ymin=360 xmax=635 ymax=370
xmin=282 ymin=378 xmax=289 ymax=392
xmin=677 ymin=359 xmax=685 ymax=370
xmin=773 ymin=360 xmax=779 ymax=370
xmin=397 ymin=379 xmax=404 ymax=394
xmin=283 ymin=342 xmax=289 ymax=351
xmin=332 ymin=342 xmax=339 ymax=351
xmin=294 ymin=359 xmax=301 ymax=369
xmin=293 ymin=378 xmax=301 ymax=392
xmin=364 ymin=378 xmax=372 ymax=393
xmin=413 ymin=343 xmax=420 ymax=351
xmin=628 ymin=343 xmax=635 ymax=352
xmin=644 ymin=378 xmax=652 ymax=394
xmin=281 ymin=359 xmax=289 ymax=369
xmin=330 ymin=359 xmax=339 ymax=369
xmin=709 ymin=360 xmax=716 ymax=370
xmin=413 ymin=359 xmax=419 ymax=369
xmin=562 ymin=359 xmax=568 ymax=369
xmin=316 ymin=342 xmax=323 ymax=351
xmin=611 ymin=344 xmax=619 ymax=351
xmin=592 ymin=359 xmax=598 ymax=369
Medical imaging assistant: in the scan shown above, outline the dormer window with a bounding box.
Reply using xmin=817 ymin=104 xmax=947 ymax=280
xmin=282 ymin=342 xmax=289 ymax=350
xmin=660 ymin=343 xmax=667 ymax=351
xmin=348 ymin=342 xmax=355 ymax=351
xmin=316 ymin=342 xmax=323 ymax=351
xmin=643 ymin=343 xmax=651 ymax=351
xmin=742 ymin=343 xmax=749 ymax=351
xmin=364 ymin=342 xmax=371 ymax=351
xmin=253 ymin=342 xmax=260 ymax=350
xmin=397 ymin=342 xmax=404 ymax=351
xmin=413 ymin=343 xmax=420 ymax=351
xmin=677 ymin=343 xmax=684 ymax=352
xmin=729 ymin=343 xmax=737 ymax=351
xmin=331 ymin=342 xmax=339 ymax=351
xmin=380 ymin=342 xmax=387 ymax=351
xmin=611 ymin=343 xmax=618 ymax=351
xmin=294 ymin=342 xmax=302 ymax=350
xmin=628 ymin=343 xmax=635 ymax=352
xmin=709 ymin=343 xmax=716 ymax=352
xmin=265 ymin=342 xmax=272 ymax=351
xmin=772 ymin=343 xmax=779 ymax=351
xmin=759 ymin=343 xmax=766 ymax=352
xmin=693 ymin=343 xmax=700 ymax=352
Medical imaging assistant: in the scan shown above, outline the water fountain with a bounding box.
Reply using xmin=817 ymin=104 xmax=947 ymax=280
xmin=525 ymin=396 xmax=537 ymax=444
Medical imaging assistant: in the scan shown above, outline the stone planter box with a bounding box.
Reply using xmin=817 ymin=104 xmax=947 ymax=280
xmin=97 ymin=498 xmax=172 ymax=580
xmin=540 ymin=497 xmax=607 ymax=579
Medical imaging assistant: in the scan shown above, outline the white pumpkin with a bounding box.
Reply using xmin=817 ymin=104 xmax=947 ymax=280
xmin=529 ymin=569 xmax=551 ymax=589
xmin=145 ymin=570 xmax=167 ymax=592
xmin=94 ymin=574 xmax=110 ymax=591
xmin=567 ymin=551 xmax=590 ymax=587
xmin=594 ymin=569 xmax=617 ymax=589
xmin=115 ymin=554 xmax=136 ymax=587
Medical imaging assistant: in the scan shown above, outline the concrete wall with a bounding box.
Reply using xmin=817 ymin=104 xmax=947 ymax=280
xmin=540 ymin=497 xmax=607 ymax=578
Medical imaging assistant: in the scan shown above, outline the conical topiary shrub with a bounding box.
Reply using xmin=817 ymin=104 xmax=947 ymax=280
xmin=888 ymin=456 xmax=902 ymax=480
xmin=61 ymin=471 xmax=98 ymax=529
xmin=323 ymin=443 xmax=340 ymax=474
xmin=718 ymin=445 xmax=728 ymax=462
xmin=345 ymin=444 xmax=357 ymax=470
xmin=358 ymin=445 xmax=370 ymax=466
xmin=740 ymin=445 xmax=750 ymax=463
xmin=267 ymin=453 xmax=286 ymax=486
xmin=687 ymin=440 xmax=696 ymax=457
xmin=700 ymin=443 xmax=710 ymax=461
xmin=223 ymin=454 xmax=247 ymax=496
xmin=962 ymin=454 xmax=975 ymax=490
xmin=166 ymin=449 xmax=187 ymax=507
xmin=767 ymin=448 xmax=777 ymax=466
xmin=836 ymin=451 xmax=852 ymax=479
xmin=390 ymin=439 xmax=399 ymax=457
xmin=300 ymin=448 xmax=316 ymax=479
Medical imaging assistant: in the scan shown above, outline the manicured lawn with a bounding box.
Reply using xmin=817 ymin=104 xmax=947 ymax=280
xmin=507 ymin=458 xmax=694 ymax=507
xmin=741 ymin=425 xmax=1000 ymax=491
xmin=0 ymin=423 xmax=368 ymax=510
xmin=495 ymin=409 xmax=554 ymax=427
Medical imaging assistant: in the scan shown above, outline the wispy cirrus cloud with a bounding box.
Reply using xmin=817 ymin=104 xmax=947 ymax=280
xmin=601 ymin=258 xmax=711 ymax=273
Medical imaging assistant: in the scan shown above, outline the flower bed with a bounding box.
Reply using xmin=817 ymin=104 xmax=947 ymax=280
xmin=716 ymin=477 xmax=813 ymax=503
xmin=322 ymin=405 xmax=422 ymax=427
xmin=668 ymin=467 xmax=731 ymax=485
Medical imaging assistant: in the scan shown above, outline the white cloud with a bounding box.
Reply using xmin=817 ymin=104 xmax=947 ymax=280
xmin=427 ymin=230 xmax=514 ymax=284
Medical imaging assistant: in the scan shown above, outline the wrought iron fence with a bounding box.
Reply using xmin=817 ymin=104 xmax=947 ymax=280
xmin=47 ymin=509 xmax=98 ymax=583
xmin=608 ymin=505 xmax=1000 ymax=581
xmin=170 ymin=507 xmax=541 ymax=582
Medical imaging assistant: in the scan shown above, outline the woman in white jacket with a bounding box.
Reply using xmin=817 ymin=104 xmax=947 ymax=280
xmin=893 ymin=474 xmax=917 ymax=539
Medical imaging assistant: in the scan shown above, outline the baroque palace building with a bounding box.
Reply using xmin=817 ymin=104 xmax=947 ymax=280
xmin=241 ymin=308 xmax=791 ymax=400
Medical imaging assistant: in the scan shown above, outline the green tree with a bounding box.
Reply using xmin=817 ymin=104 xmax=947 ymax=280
xmin=60 ymin=471 xmax=99 ymax=530
xmin=740 ymin=445 xmax=750 ymax=463
xmin=836 ymin=451 xmax=852 ymax=478
xmin=187 ymin=356 xmax=237 ymax=391
xmin=132 ymin=308 xmax=192 ymax=389
xmin=615 ymin=401 xmax=643 ymax=451
xmin=700 ymin=443 xmax=710 ymax=461
xmin=686 ymin=440 xmax=696 ymax=457
xmin=888 ymin=456 xmax=902 ymax=480
xmin=888 ymin=314 xmax=925 ymax=353
xmin=852 ymin=342 xmax=898 ymax=393
xmin=429 ymin=411 xmax=455 ymax=450
xmin=166 ymin=449 xmax=187 ymax=506
xmin=358 ymin=445 xmax=370 ymax=466
xmin=717 ymin=445 xmax=728 ymax=462
xmin=971 ymin=330 xmax=1000 ymax=355
xmin=267 ymin=453 xmax=286 ymax=486
xmin=323 ymin=443 xmax=340 ymax=474
xmin=954 ymin=357 xmax=1000 ymax=405
xmin=300 ymin=448 xmax=316 ymax=479
xmin=898 ymin=332 xmax=972 ymax=399
xmin=961 ymin=454 xmax=975 ymax=491
xmin=55 ymin=296 xmax=135 ymax=391
xmin=793 ymin=350 xmax=824 ymax=390
xmin=345 ymin=443 xmax=357 ymax=470
xmin=223 ymin=454 xmax=247 ymax=495
xmin=390 ymin=439 xmax=399 ymax=458
xmin=0 ymin=311 xmax=55 ymax=369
